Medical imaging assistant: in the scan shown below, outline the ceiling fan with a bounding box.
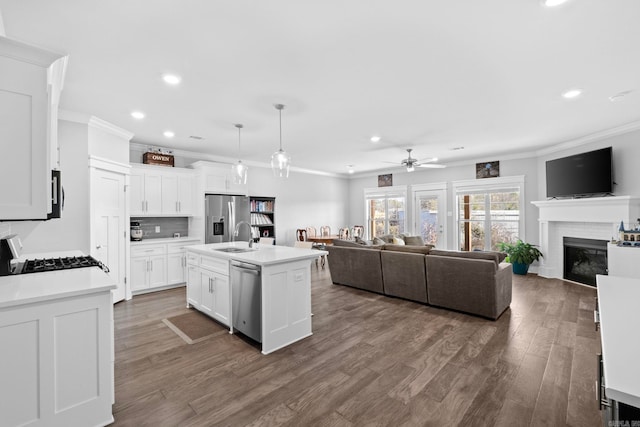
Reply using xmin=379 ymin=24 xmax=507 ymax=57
xmin=390 ymin=149 xmax=446 ymax=172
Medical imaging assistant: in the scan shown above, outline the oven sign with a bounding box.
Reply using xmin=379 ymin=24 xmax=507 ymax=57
xmin=143 ymin=152 xmax=175 ymax=167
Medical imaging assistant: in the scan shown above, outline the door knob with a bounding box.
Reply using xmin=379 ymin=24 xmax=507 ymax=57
xmin=96 ymin=245 xmax=102 ymax=249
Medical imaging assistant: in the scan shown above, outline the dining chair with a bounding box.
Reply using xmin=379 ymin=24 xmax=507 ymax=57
xmin=296 ymin=229 xmax=308 ymax=241
xmin=259 ymin=237 xmax=275 ymax=246
xmin=353 ymin=225 xmax=364 ymax=239
xmin=306 ymin=227 xmax=317 ymax=238
xmin=339 ymin=228 xmax=349 ymax=240
xmin=320 ymin=226 xmax=331 ymax=237
xmin=294 ymin=241 xmax=321 ymax=268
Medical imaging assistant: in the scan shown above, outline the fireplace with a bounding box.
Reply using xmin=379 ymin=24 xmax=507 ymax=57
xmin=563 ymin=237 xmax=608 ymax=286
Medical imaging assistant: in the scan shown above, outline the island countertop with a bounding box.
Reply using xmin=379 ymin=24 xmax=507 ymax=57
xmin=185 ymin=242 xmax=327 ymax=266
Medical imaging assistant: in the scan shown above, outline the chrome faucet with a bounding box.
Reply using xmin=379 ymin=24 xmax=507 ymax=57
xmin=233 ymin=221 xmax=253 ymax=248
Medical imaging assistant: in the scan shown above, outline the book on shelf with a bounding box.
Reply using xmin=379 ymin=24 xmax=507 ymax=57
xmin=251 ymin=213 xmax=273 ymax=225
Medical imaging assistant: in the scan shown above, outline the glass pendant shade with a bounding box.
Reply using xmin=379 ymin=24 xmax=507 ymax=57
xmin=271 ymin=148 xmax=291 ymax=178
xmin=232 ymin=123 xmax=248 ymax=185
xmin=232 ymin=160 xmax=247 ymax=185
xmin=271 ymin=104 xmax=291 ymax=178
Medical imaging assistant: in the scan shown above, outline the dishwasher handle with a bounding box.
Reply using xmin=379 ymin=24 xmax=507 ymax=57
xmin=231 ymin=261 xmax=261 ymax=274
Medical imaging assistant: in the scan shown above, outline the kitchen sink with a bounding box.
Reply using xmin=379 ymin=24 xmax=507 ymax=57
xmin=213 ymin=247 xmax=256 ymax=253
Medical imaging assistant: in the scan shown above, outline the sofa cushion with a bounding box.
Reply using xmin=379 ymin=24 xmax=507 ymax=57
xmin=402 ymin=235 xmax=426 ymax=246
xmin=428 ymin=249 xmax=501 ymax=268
xmin=380 ymin=250 xmax=428 ymax=303
xmin=332 ymin=239 xmax=365 ymax=247
xmin=382 ymin=244 xmax=433 ymax=255
xmin=392 ymin=236 xmax=405 ymax=245
xmin=373 ymin=237 xmax=386 ymax=245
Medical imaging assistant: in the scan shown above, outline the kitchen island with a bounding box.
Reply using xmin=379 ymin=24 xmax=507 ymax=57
xmin=185 ymin=242 xmax=326 ymax=354
xmin=0 ymin=262 xmax=116 ymax=427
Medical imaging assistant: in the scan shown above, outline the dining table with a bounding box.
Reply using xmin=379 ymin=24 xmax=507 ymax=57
xmin=307 ymin=235 xmax=341 ymax=244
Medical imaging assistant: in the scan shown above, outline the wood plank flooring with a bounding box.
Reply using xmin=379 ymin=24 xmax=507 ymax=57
xmin=111 ymin=267 xmax=602 ymax=426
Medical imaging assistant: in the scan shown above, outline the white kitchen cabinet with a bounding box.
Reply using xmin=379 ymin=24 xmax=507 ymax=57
xmin=608 ymin=243 xmax=640 ymax=279
xmin=185 ymin=251 xmax=231 ymax=327
xmin=129 ymin=167 xmax=162 ymax=216
xmin=161 ymin=173 xmax=194 ymax=215
xmin=0 ymin=276 xmax=114 ymax=427
xmin=130 ymin=164 xmax=195 ymax=216
xmin=130 ymin=245 xmax=167 ymax=292
xmin=0 ymin=36 xmax=67 ymax=220
xmin=166 ymin=240 xmax=199 ymax=285
xmin=190 ymin=160 xmax=249 ymax=195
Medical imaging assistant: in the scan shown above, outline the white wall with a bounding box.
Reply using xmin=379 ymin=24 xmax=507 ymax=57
xmin=347 ymin=155 xmax=540 ymax=249
xmin=11 ymin=120 xmax=91 ymax=253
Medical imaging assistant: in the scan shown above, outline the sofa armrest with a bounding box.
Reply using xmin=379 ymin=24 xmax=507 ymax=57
xmin=426 ymin=255 xmax=512 ymax=320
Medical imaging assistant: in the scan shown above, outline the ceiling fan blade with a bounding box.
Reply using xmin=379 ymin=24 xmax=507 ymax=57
xmin=417 ymin=163 xmax=446 ymax=168
xmin=416 ymin=157 xmax=438 ymax=163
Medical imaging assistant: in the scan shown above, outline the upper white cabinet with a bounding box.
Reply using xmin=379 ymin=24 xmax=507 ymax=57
xmin=0 ymin=36 xmax=67 ymax=220
xmin=129 ymin=164 xmax=194 ymax=216
xmin=189 ymin=161 xmax=248 ymax=195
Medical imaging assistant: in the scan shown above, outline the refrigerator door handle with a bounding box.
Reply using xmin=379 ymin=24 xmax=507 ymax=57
xmin=228 ymin=201 xmax=235 ymax=240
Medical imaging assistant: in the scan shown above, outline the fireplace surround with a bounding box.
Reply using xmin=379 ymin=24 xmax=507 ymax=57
xmin=532 ymin=196 xmax=640 ymax=282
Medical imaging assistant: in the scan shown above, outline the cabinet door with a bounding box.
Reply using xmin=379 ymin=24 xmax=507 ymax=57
xmin=161 ymin=174 xmax=179 ymax=214
xmin=148 ymin=254 xmax=166 ymax=288
xmin=177 ymin=174 xmax=194 ymax=215
xmin=144 ymin=173 xmax=163 ymax=215
xmin=130 ymin=257 xmax=149 ymax=291
xmin=129 ymin=171 xmax=145 ymax=215
xmin=199 ymin=270 xmax=215 ymax=315
xmin=167 ymin=253 xmax=185 ymax=285
xmin=186 ymin=265 xmax=201 ymax=307
xmin=212 ymin=272 xmax=230 ymax=325
xmin=0 ymin=52 xmax=49 ymax=220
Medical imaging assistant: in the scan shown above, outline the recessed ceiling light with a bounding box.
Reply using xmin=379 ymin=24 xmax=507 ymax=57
xmin=163 ymin=131 xmax=175 ymax=138
xmin=562 ymin=89 xmax=582 ymax=99
xmin=543 ymin=0 xmax=569 ymax=7
xmin=347 ymin=165 xmax=355 ymax=174
xmin=162 ymin=74 xmax=181 ymax=85
xmin=131 ymin=111 xmax=145 ymax=119
xmin=370 ymin=136 xmax=381 ymax=143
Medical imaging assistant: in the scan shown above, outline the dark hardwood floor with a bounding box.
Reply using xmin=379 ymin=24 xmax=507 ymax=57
xmin=112 ymin=266 xmax=602 ymax=426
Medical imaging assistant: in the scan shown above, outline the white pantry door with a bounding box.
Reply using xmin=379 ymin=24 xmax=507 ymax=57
xmin=91 ymin=168 xmax=127 ymax=303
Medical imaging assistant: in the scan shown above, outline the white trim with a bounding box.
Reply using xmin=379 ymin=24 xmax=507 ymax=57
xmin=452 ymin=175 xmax=526 ymax=249
xmin=59 ymin=110 xmax=135 ymax=141
xmin=411 ymin=182 xmax=448 ymax=192
xmin=364 ymin=185 xmax=407 ymax=197
xmin=89 ymin=156 xmax=131 ymax=175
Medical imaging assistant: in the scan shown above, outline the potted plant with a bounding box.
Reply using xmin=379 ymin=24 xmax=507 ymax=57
xmin=498 ymin=239 xmax=544 ymax=275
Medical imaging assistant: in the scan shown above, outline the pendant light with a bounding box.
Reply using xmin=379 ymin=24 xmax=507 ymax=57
xmin=232 ymin=123 xmax=248 ymax=185
xmin=271 ymin=104 xmax=291 ymax=178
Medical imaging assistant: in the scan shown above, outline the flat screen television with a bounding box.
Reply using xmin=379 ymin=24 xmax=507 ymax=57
xmin=546 ymin=146 xmax=613 ymax=198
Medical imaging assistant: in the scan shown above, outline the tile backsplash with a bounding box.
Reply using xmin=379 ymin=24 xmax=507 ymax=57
xmin=131 ymin=217 xmax=189 ymax=240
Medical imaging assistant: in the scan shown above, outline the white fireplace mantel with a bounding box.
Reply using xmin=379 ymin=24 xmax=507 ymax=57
xmin=532 ymin=196 xmax=640 ymax=279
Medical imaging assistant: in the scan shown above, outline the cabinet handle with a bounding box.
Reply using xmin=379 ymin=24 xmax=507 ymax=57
xmin=146 ymin=260 xmax=150 ymax=272
xmin=179 ymin=201 xmax=181 ymax=212
xmin=142 ymin=201 xmax=145 ymax=211
xmin=176 ymin=201 xmax=179 ymax=212
xmin=96 ymin=244 xmax=102 ymax=249
xmin=150 ymin=260 xmax=153 ymax=271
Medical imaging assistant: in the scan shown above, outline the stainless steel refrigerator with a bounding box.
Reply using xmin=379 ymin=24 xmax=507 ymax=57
xmin=205 ymin=194 xmax=252 ymax=244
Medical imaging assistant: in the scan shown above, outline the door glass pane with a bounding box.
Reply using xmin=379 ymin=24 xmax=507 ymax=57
xmin=388 ymin=197 xmax=405 ymax=235
xmin=418 ymin=196 xmax=439 ymax=246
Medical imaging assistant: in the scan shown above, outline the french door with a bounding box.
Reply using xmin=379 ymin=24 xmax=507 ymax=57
xmin=413 ymin=185 xmax=447 ymax=249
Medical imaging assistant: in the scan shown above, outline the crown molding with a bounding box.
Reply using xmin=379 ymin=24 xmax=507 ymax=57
xmin=536 ymin=120 xmax=640 ymax=157
xmin=129 ymin=142 xmax=343 ymax=178
xmin=59 ymin=109 xmax=134 ymax=141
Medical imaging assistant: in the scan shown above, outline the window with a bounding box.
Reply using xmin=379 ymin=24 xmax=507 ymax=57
xmin=364 ymin=186 xmax=407 ymax=239
xmin=453 ymin=176 xmax=525 ymax=251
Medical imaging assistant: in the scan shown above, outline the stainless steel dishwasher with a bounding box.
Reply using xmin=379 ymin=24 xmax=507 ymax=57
xmin=231 ymin=260 xmax=262 ymax=343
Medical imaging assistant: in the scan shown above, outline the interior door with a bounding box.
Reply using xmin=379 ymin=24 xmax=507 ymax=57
xmin=91 ymin=168 xmax=127 ymax=303
xmin=414 ymin=189 xmax=446 ymax=249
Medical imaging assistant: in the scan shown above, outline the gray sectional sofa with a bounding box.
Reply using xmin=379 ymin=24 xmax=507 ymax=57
xmin=326 ymin=240 xmax=512 ymax=320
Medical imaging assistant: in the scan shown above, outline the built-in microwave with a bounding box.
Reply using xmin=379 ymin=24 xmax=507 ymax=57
xmin=47 ymin=170 xmax=64 ymax=219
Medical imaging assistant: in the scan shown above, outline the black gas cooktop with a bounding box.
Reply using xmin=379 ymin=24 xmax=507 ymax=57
xmin=19 ymin=255 xmax=109 ymax=274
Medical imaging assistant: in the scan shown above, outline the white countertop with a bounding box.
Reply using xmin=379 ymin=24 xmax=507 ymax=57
xmin=0 ymin=250 xmax=116 ymax=309
xmin=596 ymin=274 xmax=640 ymax=408
xmin=131 ymin=236 xmax=202 ymax=246
xmin=186 ymin=242 xmax=327 ymax=266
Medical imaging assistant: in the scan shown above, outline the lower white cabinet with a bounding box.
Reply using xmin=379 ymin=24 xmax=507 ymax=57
xmin=130 ymin=245 xmax=166 ymax=292
xmin=130 ymin=239 xmax=200 ymax=294
xmin=186 ymin=250 xmax=231 ymax=327
xmin=0 ymin=290 xmax=114 ymax=427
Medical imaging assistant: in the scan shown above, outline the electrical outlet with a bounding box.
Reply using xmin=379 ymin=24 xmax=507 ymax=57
xmin=155 ymin=226 xmax=160 ymax=233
